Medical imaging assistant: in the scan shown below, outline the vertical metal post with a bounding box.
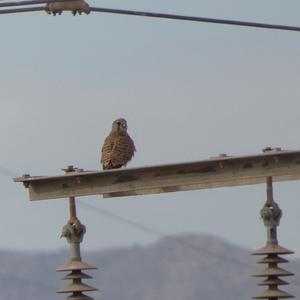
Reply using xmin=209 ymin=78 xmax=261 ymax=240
xmin=266 ymin=177 xmax=278 ymax=245
xmin=69 ymin=196 xmax=77 ymax=219
xmin=68 ymin=195 xmax=82 ymax=262
xmin=266 ymin=177 xmax=273 ymax=203
xmin=56 ymin=166 xmax=98 ymax=300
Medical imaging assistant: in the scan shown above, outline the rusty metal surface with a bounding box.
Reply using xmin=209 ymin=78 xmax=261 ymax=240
xmin=57 ymin=260 xmax=97 ymax=272
xmin=13 ymin=149 xmax=300 ymax=200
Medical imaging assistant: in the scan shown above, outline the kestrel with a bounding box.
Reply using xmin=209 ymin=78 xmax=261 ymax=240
xmin=101 ymin=118 xmax=136 ymax=170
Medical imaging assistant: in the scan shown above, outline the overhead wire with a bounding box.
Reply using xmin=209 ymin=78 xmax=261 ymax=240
xmin=78 ymin=201 xmax=300 ymax=288
xmin=0 ymin=0 xmax=300 ymax=33
xmin=0 ymin=6 xmax=43 ymax=13
xmin=89 ymin=6 xmax=300 ymax=32
xmin=78 ymin=201 xmax=300 ymax=289
xmin=79 ymin=201 xmax=258 ymax=270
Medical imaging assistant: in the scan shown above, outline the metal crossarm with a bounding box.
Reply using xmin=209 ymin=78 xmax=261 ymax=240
xmin=13 ymin=149 xmax=300 ymax=200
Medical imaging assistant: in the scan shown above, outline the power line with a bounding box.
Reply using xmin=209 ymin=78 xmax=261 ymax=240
xmin=0 ymin=0 xmax=61 ymax=7
xmin=90 ymin=7 xmax=300 ymax=33
xmin=79 ymin=201 xmax=258 ymax=269
xmin=0 ymin=0 xmax=39 ymax=6
xmin=0 ymin=6 xmax=43 ymax=13
xmin=79 ymin=201 xmax=300 ymax=288
xmin=0 ymin=0 xmax=300 ymax=33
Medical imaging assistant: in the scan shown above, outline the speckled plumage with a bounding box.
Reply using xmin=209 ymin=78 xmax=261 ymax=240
xmin=101 ymin=118 xmax=135 ymax=170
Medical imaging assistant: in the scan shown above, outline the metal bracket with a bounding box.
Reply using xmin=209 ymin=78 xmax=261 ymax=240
xmin=61 ymin=217 xmax=86 ymax=243
xmin=45 ymin=0 xmax=90 ymax=16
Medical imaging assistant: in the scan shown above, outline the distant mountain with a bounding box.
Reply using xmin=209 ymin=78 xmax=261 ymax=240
xmin=0 ymin=234 xmax=298 ymax=300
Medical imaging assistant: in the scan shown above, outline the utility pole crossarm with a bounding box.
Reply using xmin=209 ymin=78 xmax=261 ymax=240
xmin=13 ymin=149 xmax=300 ymax=200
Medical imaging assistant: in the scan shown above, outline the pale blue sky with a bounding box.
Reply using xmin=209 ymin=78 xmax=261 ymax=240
xmin=0 ymin=0 xmax=299 ymax=254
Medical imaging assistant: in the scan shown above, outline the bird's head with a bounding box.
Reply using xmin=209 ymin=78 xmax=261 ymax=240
xmin=112 ymin=118 xmax=128 ymax=132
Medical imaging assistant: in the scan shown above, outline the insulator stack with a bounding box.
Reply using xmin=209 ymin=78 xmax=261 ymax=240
xmin=57 ymin=260 xmax=98 ymax=300
xmin=57 ymin=167 xmax=99 ymax=300
xmin=252 ymin=244 xmax=294 ymax=299
xmin=252 ymin=177 xmax=294 ymax=300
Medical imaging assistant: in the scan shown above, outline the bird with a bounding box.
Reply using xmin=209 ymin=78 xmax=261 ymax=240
xmin=101 ymin=118 xmax=136 ymax=170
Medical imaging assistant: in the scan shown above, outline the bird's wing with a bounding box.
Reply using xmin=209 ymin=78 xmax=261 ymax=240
xmin=101 ymin=134 xmax=115 ymax=166
xmin=110 ymin=134 xmax=135 ymax=167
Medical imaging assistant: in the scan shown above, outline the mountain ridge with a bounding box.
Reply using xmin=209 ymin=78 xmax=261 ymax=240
xmin=0 ymin=233 xmax=298 ymax=300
